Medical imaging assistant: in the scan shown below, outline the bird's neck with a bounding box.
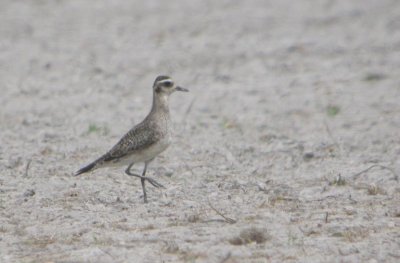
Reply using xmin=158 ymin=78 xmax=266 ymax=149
xmin=150 ymin=93 xmax=170 ymax=116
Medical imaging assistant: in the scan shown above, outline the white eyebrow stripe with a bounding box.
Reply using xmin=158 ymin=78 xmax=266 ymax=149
xmin=158 ymin=79 xmax=173 ymax=84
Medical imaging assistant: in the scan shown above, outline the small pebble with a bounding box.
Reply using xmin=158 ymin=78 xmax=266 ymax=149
xmin=303 ymin=152 xmax=314 ymax=161
xmin=165 ymin=171 xmax=173 ymax=177
xmin=188 ymin=214 xmax=199 ymax=223
xmin=164 ymin=241 xmax=179 ymax=253
xmin=23 ymin=189 xmax=35 ymax=197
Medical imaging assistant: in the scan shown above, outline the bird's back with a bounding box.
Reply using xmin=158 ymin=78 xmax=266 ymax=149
xmin=87 ymin=109 xmax=171 ymax=171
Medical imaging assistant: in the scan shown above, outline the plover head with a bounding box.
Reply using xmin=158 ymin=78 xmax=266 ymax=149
xmin=153 ymin=75 xmax=188 ymax=95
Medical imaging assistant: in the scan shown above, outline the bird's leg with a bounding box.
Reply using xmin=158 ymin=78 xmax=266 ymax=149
xmin=124 ymin=162 xmax=164 ymax=202
xmin=141 ymin=162 xmax=148 ymax=203
xmin=125 ymin=164 xmax=164 ymax=188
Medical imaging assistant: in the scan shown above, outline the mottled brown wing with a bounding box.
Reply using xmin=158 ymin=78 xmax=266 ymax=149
xmin=102 ymin=122 xmax=158 ymax=162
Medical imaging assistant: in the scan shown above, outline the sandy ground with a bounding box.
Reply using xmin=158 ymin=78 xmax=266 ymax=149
xmin=1 ymin=0 xmax=400 ymax=262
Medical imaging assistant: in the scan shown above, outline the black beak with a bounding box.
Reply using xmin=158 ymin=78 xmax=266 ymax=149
xmin=176 ymin=86 xmax=189 ymax=92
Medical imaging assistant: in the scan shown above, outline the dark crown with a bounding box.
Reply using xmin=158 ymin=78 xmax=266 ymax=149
xmin=154 ymin=75 xmax=171 ymax=86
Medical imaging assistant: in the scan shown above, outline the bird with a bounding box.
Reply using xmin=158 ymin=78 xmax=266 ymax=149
xmin=75 ymin=75 xmax=189 ymax=203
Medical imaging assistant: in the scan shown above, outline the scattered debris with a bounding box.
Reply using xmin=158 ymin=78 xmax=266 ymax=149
xmin=303 ymin=152 xmax=314 ymax=161
xmin=85 ymin=123 xmax=110 ymax=136
xmin=229 ymin=227 xmax=269 ymax=245
xmin=352 ymin=164 xmax=396 ymax=180
xmin=208 ymin=199 xmax=237 ymax=224
xmin=187 ymin=214 xmax=200 ymax=223
xmin=339 ymin=246 xmax=359 ymax=256
xmin=367 ymin=184 xmax=386 ymax=195
xmin=23 ymin=189 xmax=35 ymax=197
xmin=164 ymin=171 xmax=174 ymax=177
xmin=326 ymin=105 xmax=340 ymax=117
xmin=323 ymin=121 xmax=341 ymax=153
xmin=164 ymin=240 xmax=179 ymax=253
xmin=24 ymin=159 xmax=32 ymax=177
xmin=182 ymin=97 xmax=196 ymax=124
xmin=220 ymin=252 xmax=239 ymax=263
xmin=329 ymin=174 xmax=346 ymax=186
xmin=364 ymin=72 xmax=386 ymax=81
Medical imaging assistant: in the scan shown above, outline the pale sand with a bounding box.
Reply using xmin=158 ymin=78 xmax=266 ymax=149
xmin=0 ymin=0 xmax=399 ymax=262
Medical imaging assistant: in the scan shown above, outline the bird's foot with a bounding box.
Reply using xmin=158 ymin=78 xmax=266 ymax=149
xmin=126 ymin=172 xmax=165 ymax=188
xmin=143 ymin=176 xmax=165 ymax=188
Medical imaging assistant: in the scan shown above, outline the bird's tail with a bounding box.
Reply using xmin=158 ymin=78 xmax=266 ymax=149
xmin=74 ymin=161 xmax=97 ymax=176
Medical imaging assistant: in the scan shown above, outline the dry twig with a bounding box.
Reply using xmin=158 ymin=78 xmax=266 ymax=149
xmin=24 ymin=159 xmax=32 ymax=177
xmin=324 ymin=120 xmax=340 ymax=151
xmin=207 ymin=198 xmax=237 ymax=224
xmin=220 ymin=252 xmax=232 ymax=263
xmin=182 ymin=97 xmax=196 ymax=123
xmin=352 ymin=164 xmax=396 ymax=180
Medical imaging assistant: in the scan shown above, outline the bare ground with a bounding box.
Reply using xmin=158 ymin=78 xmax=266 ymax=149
xmin=0 ymin=0 xmax=400 ymax=262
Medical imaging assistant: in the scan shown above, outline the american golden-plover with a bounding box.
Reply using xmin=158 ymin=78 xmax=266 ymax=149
xmin=75 ymin=75 xmax=188 ymax=203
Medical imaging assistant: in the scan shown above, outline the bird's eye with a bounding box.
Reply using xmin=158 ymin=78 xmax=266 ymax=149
xmin=163 ymin=81 xmax=173 ymax=88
